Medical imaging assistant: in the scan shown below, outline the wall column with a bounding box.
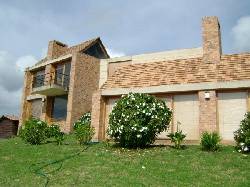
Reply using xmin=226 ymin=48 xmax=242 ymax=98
xmin=198 ymin=90 xmax=217 ymax=135
xmin=19 ymin=70 xmax=32 ymax=128
xmin=91 ymin=91 xmax=106 ymax=142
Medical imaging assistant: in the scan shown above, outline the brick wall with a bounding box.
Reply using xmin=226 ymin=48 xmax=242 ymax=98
xmin=198 ymin=91 xmax=217 ymax=134
xmin=91 ymin=91 xmax=106 ymax=141
xmin=202 ymin=16 xmax=222 ymax=63
xmin=19 ymin=70 xmax=33 ymax=127
xmin=65 ymin=52 xmax=100 ymax=132
xmin=47 ymin=40 xmax=68 ymax=60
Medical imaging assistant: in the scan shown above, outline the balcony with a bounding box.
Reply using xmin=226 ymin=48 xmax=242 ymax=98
xmin=32 ymin=71 xmax=70 ymax=96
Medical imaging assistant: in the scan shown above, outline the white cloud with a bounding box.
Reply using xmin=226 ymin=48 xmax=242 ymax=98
xmin=0 ymin=51 xmax=37 ymax=116
xmin=16 ymin=55 xmax=37 ymax=71
xmin=232 ymin=16 xmax=250 ymax=52
xmin=106 ymin=48 xmax=125 ymax=58
xmin=41 ymin=47 xmax=48 ymax=58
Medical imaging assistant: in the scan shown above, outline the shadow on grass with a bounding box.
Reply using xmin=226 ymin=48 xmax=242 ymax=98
xmin=106 ymin=142 xmax=190 ymax=151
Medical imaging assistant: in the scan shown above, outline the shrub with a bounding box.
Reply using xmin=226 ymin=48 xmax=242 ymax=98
xmin=19 ymin=118 xmax=48 ymax=145
xmin=200 ymin=131 xmax=221 ymax=151
xmin=73 ymin=112 xmax=94 ymax=145
xmin=107 ymin=92 xmax=172 ymax=148
xmin=167 ymin=122 xmax=186 ymax=149
xmin=46 ymin=124 xmax=65 ymax=145
xmin=234 ymin=112 xmax=250 ymax=153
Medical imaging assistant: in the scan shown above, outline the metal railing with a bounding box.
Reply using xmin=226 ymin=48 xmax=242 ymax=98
xmin=32 ymin=71 xmax=70 ymax=90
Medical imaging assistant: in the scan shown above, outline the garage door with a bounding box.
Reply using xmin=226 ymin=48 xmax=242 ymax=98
xmin=158 ymin=97 xmax=172 ymax=139
xmin=173 ymin=94 xmax=199 ymax=140
xmin=218 ymin=92 xmax=247 ymax=140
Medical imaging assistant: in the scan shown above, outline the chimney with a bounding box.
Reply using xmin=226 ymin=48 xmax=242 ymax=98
xmin=202 ymin=16 xmax=222 ymax=63
xmin=47 ymin=40 xmax=68 ymax=60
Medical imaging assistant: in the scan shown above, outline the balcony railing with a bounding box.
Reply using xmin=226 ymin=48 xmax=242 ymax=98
xmin=32 ymin=71 xmax=70 ymax=96
xmin=33 ymin=71 xmax=70 ymax=89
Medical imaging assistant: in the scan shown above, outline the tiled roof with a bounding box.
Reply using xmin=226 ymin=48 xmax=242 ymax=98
xmin=102 ymin=53 xmax=250 ymax=89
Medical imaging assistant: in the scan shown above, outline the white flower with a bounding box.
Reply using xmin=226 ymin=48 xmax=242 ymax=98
xmin=137 ymin=134 xmax=142 ymax=138
xmin=142 ymin=166 xmax=146 ymax=169
xmin=240 ymin=142 xmax=244 ymax=146
xmin=244 ymin=147 xmax=249 ymax=152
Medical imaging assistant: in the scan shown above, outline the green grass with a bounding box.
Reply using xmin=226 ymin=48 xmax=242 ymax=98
xmin=0 ymin=136 xmax=249 ymax=187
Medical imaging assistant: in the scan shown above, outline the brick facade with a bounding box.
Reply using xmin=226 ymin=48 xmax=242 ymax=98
xmin=20 ymin=37 xmax=108 ymax=133
xmin=91 ymin=16 xmax=250 ymax=143
xmin=66 ymin=52 xmax=100 ymax=132
xmin=47 ymin=40 xmax=68 ymax=60
xmin=19 ymin=70 xmax=32 ymax=127
xmin=91 ymin=91 xmax=106 ymax=141
xmin=21 ymin=16 xmax=250 ymax=143
xmin=202 ymin=16 xmax=222 ymax=64
xmin=198 ymin=90 xmax=217 ymax=133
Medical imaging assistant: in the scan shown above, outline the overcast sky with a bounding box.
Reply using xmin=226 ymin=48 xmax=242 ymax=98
xmin=0 ymin=0 xmax=250 ymax=116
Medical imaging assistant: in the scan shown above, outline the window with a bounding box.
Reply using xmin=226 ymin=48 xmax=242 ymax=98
xmin=51 ymin=95 xmax=68 ymax=120
xmin=54 ymin=62 xmax=71 ymax=88
xmin=33 ymin=69 xmax=45 ymax=88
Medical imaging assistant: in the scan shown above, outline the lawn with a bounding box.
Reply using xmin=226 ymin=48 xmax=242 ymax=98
xmin=0 ymin=136 xmax=249 ymax=187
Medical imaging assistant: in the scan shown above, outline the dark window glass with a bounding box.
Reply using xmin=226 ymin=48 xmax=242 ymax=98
xmin=54 ymin=63 xmax=71 ymax=88
xmin=52 ymin=95 xmax=68 ymax=120
xmin=33 ymin=69 xmax=45 ymax=88
xmin=84 ymin=42 xmax=108 ymax=59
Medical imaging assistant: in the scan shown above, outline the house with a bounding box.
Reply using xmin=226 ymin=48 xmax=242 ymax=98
xmin=0 ymin=115 xmax=19 ymax=138
xmin=90 ymin=16 xmax=250 ymax=144
xmin=21 ymin=16 xmax=250 ymax=143
xmin=19 ymin=38 xmax=109 ymax=132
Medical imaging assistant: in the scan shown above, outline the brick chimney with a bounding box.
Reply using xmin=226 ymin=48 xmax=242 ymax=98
xmin=202 ymin=16 xmax=222 ymax=63
xmin=47 ymin=40 xmax=68 ymax=60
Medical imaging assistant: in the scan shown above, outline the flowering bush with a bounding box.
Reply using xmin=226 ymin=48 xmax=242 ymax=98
xmin=107 ymin=93 xmax=172 ymax=148
xmin=234 ymin=112 xmax=250 ymax=153
xmin=200 ymin=131 xmax=221 ymax=151
xmin=19 ymin=118 xmax=48 ymax=145
xmin=167 ymin=122 xmax=186 ymax=149
xmin=20 ymin=119 xmax=65 ymax=145
xmin=46 ymin=124 xmax=65 ymax=145
xmin=73 ymin=112 xmax=94 ymax=145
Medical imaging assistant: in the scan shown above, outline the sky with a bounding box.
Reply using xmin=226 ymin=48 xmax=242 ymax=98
xmin=0 ymin=0 xmax=250 ymax=116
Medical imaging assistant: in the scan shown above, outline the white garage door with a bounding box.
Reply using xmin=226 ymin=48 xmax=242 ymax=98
xmin=173 ymin=94 xmax=199 ymax=140
xmin=218 ymin=92 xmax=247 ymax=140
xmin=158 ymin=97 xmax=172 ymax=139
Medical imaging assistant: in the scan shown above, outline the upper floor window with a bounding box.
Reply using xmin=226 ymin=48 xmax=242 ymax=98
xmin=54 ymin=62 xmax=71 ymax=89
xmin=33 ymin=69 xmax=45 ymax=88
